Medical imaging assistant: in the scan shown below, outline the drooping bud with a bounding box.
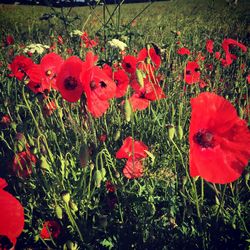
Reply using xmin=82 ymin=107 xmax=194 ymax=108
xmin=177 ymin=125 xmax=183 ymax=140
xmin=61 ymin=191 xmax=70 ymax=204
xmin=94 ymin=169 xmax=102 ymax=188
xmin=136 ymin=69 xmax=144 ymax=87
xmin=114 ymin=130 xmax=121 ymax=141
xmin=39 ymin=156 xmax=51 ymax=171
xmin=65 ymin=240 xmax=78 ymax=250
xmin=167 ymin=124 xmax=175 ymax=140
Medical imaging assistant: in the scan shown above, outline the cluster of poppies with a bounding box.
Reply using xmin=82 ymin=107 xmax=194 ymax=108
xmin=9 ymin=45 xmax=165 ymax=118
xmin=178 ymin=38 xmax=248 ymax=85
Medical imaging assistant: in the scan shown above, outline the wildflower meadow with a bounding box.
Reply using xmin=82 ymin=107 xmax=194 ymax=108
xmin=0 ymin=0 xmax=249 ymax=249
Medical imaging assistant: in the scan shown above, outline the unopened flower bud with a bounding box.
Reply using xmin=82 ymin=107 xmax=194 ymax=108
xmin=55 ymin=205 xmax=63 ymax=219
xmin=61 ymin=191 xmax=70 ymax=204
xmin=69 ymin=201 xmax=78 ymax=212
xmin=124 ymin=99 xmax=132 ymax=122
xmin=167 ymin=125 xmax=175 ymax=140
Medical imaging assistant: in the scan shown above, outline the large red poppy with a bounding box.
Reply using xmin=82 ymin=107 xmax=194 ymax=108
xmin=184 ymin=61 xmax=200 ymax=84
xmin=189 ymin=92 xmax=250 ymax=184
xmin=177 ymin=47 xmax=191 ymax=55
xmin=56 ymin=56 xmax=84 ymax=102
xmin=9 ymin=55 xmax=34 ymax=81
xmin=0 ymin=178 xmax=24 ymax=248
xmin=81 ymin=52 xmax=116 ymax=117
xmin=116 ymin=136 xmax=148 ymax=160
xmin=40 ymin=52 xmax=64 ymax=90
xmin=137 ymin=47 xmax=161 ymax=69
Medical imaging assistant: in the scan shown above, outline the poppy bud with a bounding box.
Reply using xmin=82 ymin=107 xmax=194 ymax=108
xmin=114 ymin=130 xmax=121 ymax=141
xmin=39 ymin=156 xmax=51 ymax=171
xmin=10 ymin=122 xmax=17 ymax=131
xmin=101 ymin=167 xmax=106 ymax=179
xmin=58 ymin=108 xmax=63 ymax=119
xmin=124 ymin=99 xmax=132 ymax=122
xmin=90 ymin=163 xmax=95 ymax=171
xmin=14 ymin=133 xmax=27 ymax=152
xmin=79 ymin=143 xmax=89 ymax=168
xmin=65 ymin=240 xmax=78 ymax=250
xmin=34 ymin=235 xmax=40 ymax=242
xmin=177 ymin=125 xmax=183 ymax=140
xmin=69 ymin=201 xmax=78 ymax=212
xmin=94 ymin=169 xmax=102 ymax=188
xmin=61 ymin=191 xmax=70 ymax=204
xmin=136 ymin=69 xmax=144 ymax=87
xmin=55 ymin=205 xmax=63 ymax=219
xmin=167 ymin=125 xmax=175 ymax=141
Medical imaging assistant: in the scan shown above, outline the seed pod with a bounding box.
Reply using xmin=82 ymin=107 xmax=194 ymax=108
xmin=94 ymin=169 xmax=102 ymax=188
xmin=79 ymin=143 xmax=89 ymax=168
xmin=136 ymin=69 xmax=144 ymax=87
xmin=167 ymin=125 xmax=175 ymax=141
xmin=177 ymin=125 xmax=183 ymax=140
xmin=114 ymin=130 xmax=121 ymax=141
xmin=61 ymin=191 xmax=70 ymax=204
xmin=124 ymin=99 xmax=132 ymax=122
xmin=55 ymin=205 xmax=63 ymax=219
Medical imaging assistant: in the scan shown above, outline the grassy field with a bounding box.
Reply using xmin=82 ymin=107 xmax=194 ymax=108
xmin=0 ymin=0 xmax=250 ymax=249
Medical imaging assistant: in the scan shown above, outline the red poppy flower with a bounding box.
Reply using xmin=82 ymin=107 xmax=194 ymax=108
xmin=116 ymin=136 xmax=148 ymax=159
xmin=122 ymin=55 xmax=137 ymax=74
xmin=40 ymin=220 xmax=61 ymax=239
xmin=215 ymin=51 xmax=221 ymax=60
xmin=247 ymin=74 xmax=250 ymax=84
xmin=102 ymin=64 xmax=113 ymax=78
xmin=123 ymin=158 xmax=143 ymax=179
xmin=9 ymin=55 xmax=34 ymax=81
xmin=26 ymin=64 xmax=46 ymax=94
xmin=206 ymin=39 xmax=214 ymax=53
xmin=184 ymin=61 xmax=200 ymax=84
xmin=129 ymin=77 xmax=165 ymax=111
xmin=177 ymin=47 xmax=191 ymax=55
xmin=57 ymin=56 xmax=84 ymax=102
xmin=81 ymin=52 xmax=116 ymax=117
xmin=221 ymin=38 xmax=247 ymax=67
xmin=129 ymin=93 xmax=150 ymax=111
xmin=40 ymin=52 xmax=64 ymax=90
xmin=114 ymin=69 xmax=129 ymax=98
xmin=189 ymin=92 xmax=250 ymax=184
xmin=137 ymin=47 xmax=161 ymax=69
xmin=12 ymin=149 xmax=37 ymax=178
xmin=0 ymin=178 xmax=24 ymax=248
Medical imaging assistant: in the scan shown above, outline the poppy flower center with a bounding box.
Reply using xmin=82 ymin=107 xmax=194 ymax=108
xmin=0 ymin=235 xmax=13 ymax=249
xmin=99 ymin=81 xmax=107 ymax=88
xmin=193 ymin=129 xmax=215 ymax=148
xmin=125 ymin=63 xmax=131 ymax=68
xmin=46 ymin=70 xmax=52 ymax=76
xmin=64 ymin=76 xmax=78 ymax=90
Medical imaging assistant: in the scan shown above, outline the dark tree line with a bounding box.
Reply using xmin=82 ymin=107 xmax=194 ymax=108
xmin=0 ymin=0 xmax=169 ymax=6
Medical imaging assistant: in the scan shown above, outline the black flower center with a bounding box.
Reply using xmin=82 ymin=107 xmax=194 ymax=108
xmin=193 ymin=129 xmax=215 ymax=148
xmin=100 ymin=81 xmax=107 ymax=88
xmin=64 ymin=76 xmax=78 ymax=90
xmin=125 ymin=63 xmax=131 ymax=68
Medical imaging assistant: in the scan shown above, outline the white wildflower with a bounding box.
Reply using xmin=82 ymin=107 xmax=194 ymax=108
xmin=23 ymin=43 xmax=49 ymax=55
xmin=108 ymin=39 xmax=127 ymax=51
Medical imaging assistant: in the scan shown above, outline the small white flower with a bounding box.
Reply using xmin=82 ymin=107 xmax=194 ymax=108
xmin=108 ymin=39 xmax=127 ymax=51
xmin=70 ymin=30 xmax=83 ymax=37
xmin=23 ymin=43 xmax=49 ymax=55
